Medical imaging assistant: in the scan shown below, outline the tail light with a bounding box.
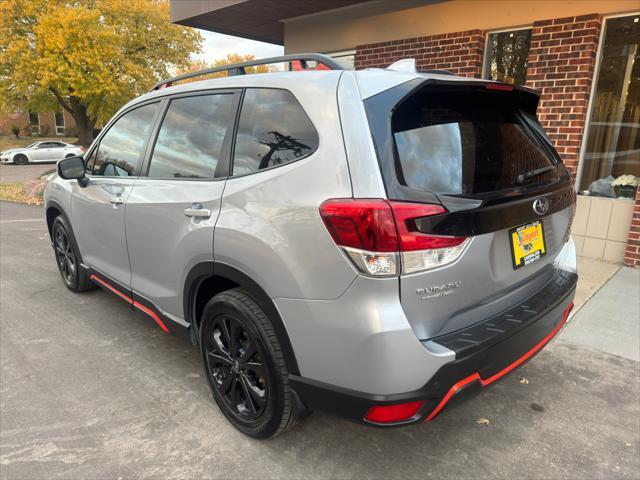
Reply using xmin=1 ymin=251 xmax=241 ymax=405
xmin=320 ymin=199 xmax=469 ymax=276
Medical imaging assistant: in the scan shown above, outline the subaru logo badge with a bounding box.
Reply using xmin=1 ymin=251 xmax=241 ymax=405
xmin=533 ymin=198 xmax=550 ymax=216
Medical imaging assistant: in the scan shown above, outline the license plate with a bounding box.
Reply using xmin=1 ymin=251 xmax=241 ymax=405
xmin=509 ymin=220 xmax=546 ymax=269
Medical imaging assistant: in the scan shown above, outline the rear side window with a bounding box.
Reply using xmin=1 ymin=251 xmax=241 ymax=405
xmin=232 ymin=89 xmax=318 ymax=176
xmin=92 ymin=102 xmax=159 ymax=177
xmin=392 ymin=90 xmax=558 ymax=195
xmin=148 ymin=94 xmax=235 ymax=179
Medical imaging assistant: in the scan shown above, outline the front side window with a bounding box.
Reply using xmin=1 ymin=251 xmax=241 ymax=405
xmin=148 ymin=94 xmax=235 ymax=179
xmin=92 ymin=102 xmax=159 ymax=177
xmin=232 ymin=89 xmax=318 ymax=176
xmin=484 ymin=29 xmax=532 ymax=85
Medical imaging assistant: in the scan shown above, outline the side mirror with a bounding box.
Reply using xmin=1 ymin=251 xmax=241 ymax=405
xmin=58 ymin=155 xmax=88 ymax=187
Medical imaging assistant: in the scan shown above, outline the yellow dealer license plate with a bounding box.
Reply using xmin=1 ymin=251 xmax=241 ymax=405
xmin=509 ymin=220 xmax=546 ymax=269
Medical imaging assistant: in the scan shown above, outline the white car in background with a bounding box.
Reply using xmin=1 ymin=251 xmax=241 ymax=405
xmin=0 ymin=141 xmax=84 ymax=165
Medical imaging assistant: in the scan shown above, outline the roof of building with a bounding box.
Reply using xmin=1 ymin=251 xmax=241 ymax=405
xmin=170 ymin=0 xmax=375 ymax=44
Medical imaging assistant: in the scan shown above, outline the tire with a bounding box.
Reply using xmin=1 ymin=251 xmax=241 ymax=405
xmin=13 ymin=154 xmax=28 ymax=165
xmin=52 ymin=215 xmax=94 ymax=292
xmin=200 ymin=288 xmax=295 ymax=438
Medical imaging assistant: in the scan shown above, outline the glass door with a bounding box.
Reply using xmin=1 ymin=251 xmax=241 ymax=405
xmin=579 ymin=14 xmax=640 ymax=198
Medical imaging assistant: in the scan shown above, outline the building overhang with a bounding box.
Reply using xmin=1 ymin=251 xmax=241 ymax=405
xmin=170 ymin=0 xmax=375 ymax=45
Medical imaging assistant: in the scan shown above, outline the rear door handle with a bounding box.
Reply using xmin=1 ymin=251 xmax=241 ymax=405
xmin=184 ymin=207 xmax=211 ymax=218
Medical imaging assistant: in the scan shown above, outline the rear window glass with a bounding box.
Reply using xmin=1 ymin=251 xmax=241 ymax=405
xmin=392 ymin=90 xmax=557 ymax=195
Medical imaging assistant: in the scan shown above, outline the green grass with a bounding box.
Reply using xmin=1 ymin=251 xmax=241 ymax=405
xmin=0 ymin=136 xmax=79 ymax=152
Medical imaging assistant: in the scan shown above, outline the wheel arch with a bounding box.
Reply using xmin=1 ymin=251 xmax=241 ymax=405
xmin=185 ymin=261 xmax=300 ymax=376
xmin=46 ymin=199 xmax=67 ymax=239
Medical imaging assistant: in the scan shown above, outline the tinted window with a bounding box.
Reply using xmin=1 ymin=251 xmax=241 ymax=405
xmin=232 ymin=89 xmax=318 ymax=175
xmin=148 ymin=94 xmax=234 ymax=179
xmin=92 ymin=103 xmax=159 ymax=177
xmin=392 ymin=90 xmax=557 ymax=195
xmin=84 ymin=148 xmax=97 ymax=173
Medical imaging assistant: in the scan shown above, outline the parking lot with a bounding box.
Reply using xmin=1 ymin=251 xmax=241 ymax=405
xmin=1 ymin=200 xmax=639 ymax=479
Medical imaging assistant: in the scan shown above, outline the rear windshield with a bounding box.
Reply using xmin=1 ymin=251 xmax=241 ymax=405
xmin=392 ymin=90 xmax=558 ymax=195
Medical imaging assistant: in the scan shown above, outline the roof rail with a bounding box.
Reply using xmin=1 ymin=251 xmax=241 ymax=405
xmin=151 ymin=53 xmax=344 ymax=91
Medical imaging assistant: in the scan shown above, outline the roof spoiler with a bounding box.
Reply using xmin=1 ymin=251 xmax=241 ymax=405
xmin=151 ymin=53 xmax=344 ymax=91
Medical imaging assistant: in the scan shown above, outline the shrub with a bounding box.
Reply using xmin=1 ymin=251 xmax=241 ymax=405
xmin=11 ymin=124 xmax=20 ymax=139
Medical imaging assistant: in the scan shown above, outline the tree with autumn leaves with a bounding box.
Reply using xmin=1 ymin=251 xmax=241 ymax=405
xmin=0 ymin=0 xmax=201 ymax=146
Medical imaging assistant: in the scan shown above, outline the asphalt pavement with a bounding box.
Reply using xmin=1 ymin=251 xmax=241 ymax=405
xmin=1 ymin=201 xmax=639 ymax=479
xmin=0 ymin=164 xmax=56 ymax=184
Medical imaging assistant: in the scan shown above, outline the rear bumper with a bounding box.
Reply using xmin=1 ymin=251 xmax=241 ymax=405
xmin=290 ymin=269 xmax=577 ymax=426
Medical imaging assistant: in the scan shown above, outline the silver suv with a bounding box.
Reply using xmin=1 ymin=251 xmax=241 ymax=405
xmin=45 ymin=54 xmax=578 ymax=438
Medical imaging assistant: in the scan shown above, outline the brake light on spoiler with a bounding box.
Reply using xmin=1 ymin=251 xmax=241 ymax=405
xmin=320 ymin=199 xmax=469 ymax=276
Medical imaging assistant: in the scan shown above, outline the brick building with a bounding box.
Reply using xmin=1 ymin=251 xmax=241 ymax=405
xmin=171 ymin=0 xmax=639 ymax=266
xmin=0 ymin=109 xmax=77 ymax=138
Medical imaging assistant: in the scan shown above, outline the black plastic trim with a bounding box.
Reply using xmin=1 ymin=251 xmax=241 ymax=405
xmin=413 ymin=181 xmax=576 ymax=237
xmin=430 ymin=270 xmax=577 ymax=357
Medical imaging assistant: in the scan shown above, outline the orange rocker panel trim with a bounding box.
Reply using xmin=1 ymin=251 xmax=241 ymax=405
xmin=89 ymin=274 xmax=170 ymax=334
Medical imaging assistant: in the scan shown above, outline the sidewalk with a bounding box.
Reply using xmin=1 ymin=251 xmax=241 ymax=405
xmin=562 ymin=262 xmax=640 ymax=361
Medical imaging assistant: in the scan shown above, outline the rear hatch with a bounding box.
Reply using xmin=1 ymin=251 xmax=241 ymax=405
xmin=364 ymin=79 xmax=576 ymax=340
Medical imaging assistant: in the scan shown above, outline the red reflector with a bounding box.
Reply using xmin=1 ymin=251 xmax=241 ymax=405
xmin=365 ymin=401 xmax=425 ymax=424
xmin=389 ymin=201 xmax=466 ymax=251
xmin=485 ymin=83 xmax=514 ymax=92
xmin=319 ymin=199 xmax=398 ymax=252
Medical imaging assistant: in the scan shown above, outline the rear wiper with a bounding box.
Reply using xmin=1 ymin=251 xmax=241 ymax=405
xmin=516 ymin=165 xmax=556 ymax=185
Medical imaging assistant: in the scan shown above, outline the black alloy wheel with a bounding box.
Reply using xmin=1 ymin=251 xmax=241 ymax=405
xmin=50 ymin=215 xmax=94 ymax=292
xmin=205 ymin=314 xmax=268 ymax=421
xmin=200 ymin=289 xmax=295 ymax=438
xmin=54 ymin=222 xmax=77 ymax=288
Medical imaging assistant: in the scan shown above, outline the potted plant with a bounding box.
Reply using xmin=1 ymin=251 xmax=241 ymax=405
xmin=611 ymin=175 xmax=638 ymax=199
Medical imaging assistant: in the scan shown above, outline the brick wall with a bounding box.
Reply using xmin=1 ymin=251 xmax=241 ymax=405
xmin=0 ymin=110 xmax=76 ymax=137
xmin=0 ymin=111 xmax=28 ymax=137
xmin=624 ymin=188 xmax=640 ymax=267
xmin=525 ymin=14 xmax=602 ymax=175
xmin=355 ymin=30 xmax=485 ymax=78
